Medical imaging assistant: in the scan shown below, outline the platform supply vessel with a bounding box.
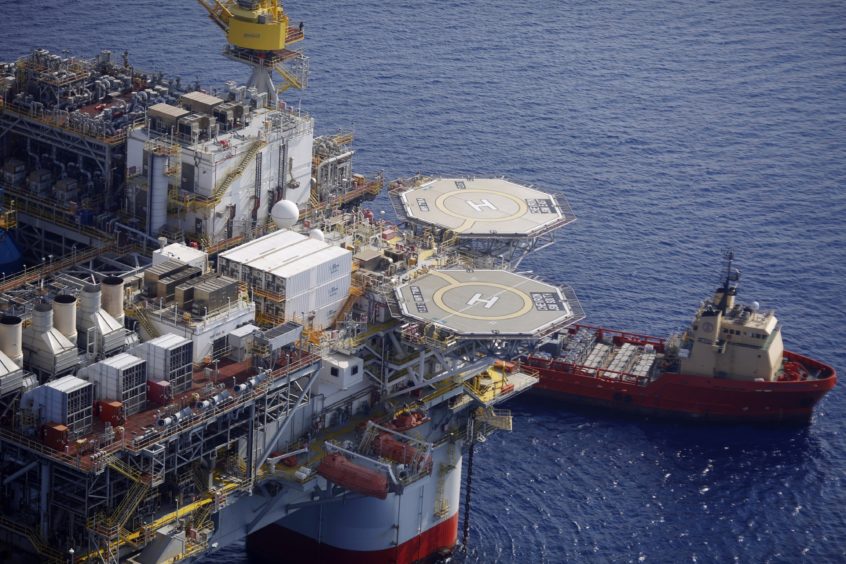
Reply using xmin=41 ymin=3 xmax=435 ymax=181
xmin=521 ymin=252 xmax=836 ymax=423
xmin=0 ymin=2 xmax=587 ymax=562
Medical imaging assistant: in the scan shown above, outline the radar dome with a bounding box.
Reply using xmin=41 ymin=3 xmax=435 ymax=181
xmin=270 ymin=200 xmax=299 ymax=229
xmin=309 ymin=229 xmax=325 ymax=242
xmin=751 ymin=301 xmax=760 ymax=312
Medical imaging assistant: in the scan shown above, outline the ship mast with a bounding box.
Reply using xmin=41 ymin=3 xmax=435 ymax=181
xmin=718 ymin=249 xmax=740 ymax=314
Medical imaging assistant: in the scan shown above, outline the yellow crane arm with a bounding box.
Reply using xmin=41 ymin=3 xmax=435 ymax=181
xmin=196 ymin=0 xmax=232 ymax=33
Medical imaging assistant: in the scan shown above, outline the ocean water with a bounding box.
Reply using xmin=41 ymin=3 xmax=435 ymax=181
xmin=3 ymin=0 xmax=845 ymax=562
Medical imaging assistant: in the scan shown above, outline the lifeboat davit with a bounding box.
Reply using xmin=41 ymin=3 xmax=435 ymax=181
xmin=317 ymin=453 xmax=389 ymax=500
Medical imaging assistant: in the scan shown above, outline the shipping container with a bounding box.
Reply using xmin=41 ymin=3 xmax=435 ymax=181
xmin=147 ymin=380 xmax=172 ymax=406
xmin=98 ymin=400 xmax=124 ymax=426
xmin=41 ymin=423 xmax=69 ymax=451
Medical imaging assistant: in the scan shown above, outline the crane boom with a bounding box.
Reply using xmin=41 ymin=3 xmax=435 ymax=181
xmin=196 ymin=0 xmax=232 ymax=33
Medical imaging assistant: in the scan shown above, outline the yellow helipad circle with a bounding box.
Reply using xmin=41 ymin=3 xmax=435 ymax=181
xmin=434 ymin=189 xmax=528 ymax=233
xmin=432 ymin=281 xmax=534 ymax=321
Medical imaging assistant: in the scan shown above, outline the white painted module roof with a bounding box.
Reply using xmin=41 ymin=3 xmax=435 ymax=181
xmin=147 ymin=333 xmax=192 ymax=350
xmin=153 ymin=243 xmax=208 ymax=267
xmin=47 ymin=375 xmax=89 ymax=393
xmin=221 ymin=229 xmax=350 ymax=279
xmin=101 ymin=352 xmax=144 ymax=370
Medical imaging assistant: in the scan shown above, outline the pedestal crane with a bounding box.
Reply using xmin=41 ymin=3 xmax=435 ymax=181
xmin=196 ymin=0 xmax=308 ymax=107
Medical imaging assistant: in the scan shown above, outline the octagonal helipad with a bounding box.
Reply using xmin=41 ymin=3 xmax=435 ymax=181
xmin=395 ymin=269 xmax=582 ymax=338
xmin=396 ymin=178 xmax=574 ymax=237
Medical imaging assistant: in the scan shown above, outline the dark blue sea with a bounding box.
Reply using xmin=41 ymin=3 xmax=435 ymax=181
xmin=3 ymin=1 xmax=845 ymax=562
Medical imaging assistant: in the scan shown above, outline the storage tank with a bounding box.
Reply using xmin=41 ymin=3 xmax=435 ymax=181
xmin=0 ymin=315 xmax=23 ymax=367
xmin=52 ymin=294 xmax=77 ymax=345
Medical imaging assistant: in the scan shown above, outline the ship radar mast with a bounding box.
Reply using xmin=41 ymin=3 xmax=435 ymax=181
xmin=717 ymin=249 xmax=741 ymax=314
xmin=196 ymin=0 xmax=309 ymax=107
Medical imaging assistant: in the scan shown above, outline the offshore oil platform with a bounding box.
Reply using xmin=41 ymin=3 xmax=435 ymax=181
xmin=0 ymin=2 xmax=582 ymax=562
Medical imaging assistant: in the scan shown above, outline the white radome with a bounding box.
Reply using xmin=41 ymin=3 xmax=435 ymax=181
xmin=271 ymin=200 xmax=299 ymax=229
xmin=308 ymin=229 xmax=325 ymax=242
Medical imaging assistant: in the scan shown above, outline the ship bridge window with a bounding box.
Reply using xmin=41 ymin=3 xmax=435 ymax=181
xmin=330 ymin=367 xmax=339 ymax=377
xmin=352 ymin=365 xmax=359 ymax=375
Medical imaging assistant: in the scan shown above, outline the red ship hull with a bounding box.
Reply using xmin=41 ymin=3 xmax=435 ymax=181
xmin=523 ymin=334 xmax=836 ymax=423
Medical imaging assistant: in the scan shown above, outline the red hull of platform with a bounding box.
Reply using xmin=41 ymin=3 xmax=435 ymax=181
xmin=246 ymin=512 xmax=458 ymax=564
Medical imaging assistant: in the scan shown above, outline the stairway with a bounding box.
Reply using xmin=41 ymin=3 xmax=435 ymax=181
xmin=109 ymin=481 xmax=149 ymax=529
xmin=106 ymin=455 xmax=147 ymax=483
xmin=332 ymin=285 xmax=364 ymax=326
xmin=208 ymin=139 xmax=267 ymax=206
xmin=125 ymin=304 xmax=159 ymax=339
xmin=0 ymin=515 xmax=64 ymax=563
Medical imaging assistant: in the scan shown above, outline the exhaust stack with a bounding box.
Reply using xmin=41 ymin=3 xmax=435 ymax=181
xmin=101 ymin=276 xmax=125 ymax=326
xmin=52 ymin=295 xmax=78 ymax=345
xmin=77 ymin=284 xmax=124 ymax=357
xmin=0 ymin=316 xmax=23 ymax=368
xmin=23 ymin=302 xmax=78 ymax=377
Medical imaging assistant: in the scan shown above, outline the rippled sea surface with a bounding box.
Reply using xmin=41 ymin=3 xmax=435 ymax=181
xmin=4 ymin=1 xmax=845 ymax=562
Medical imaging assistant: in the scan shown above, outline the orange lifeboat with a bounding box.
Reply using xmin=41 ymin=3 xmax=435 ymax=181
xmin=387 ymin=411 xmax=430 ymax=432
xmin=317 ymin=453 xmax=389 ymax=500
xmin=373 ymin=432 xmax=420 ymax=465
